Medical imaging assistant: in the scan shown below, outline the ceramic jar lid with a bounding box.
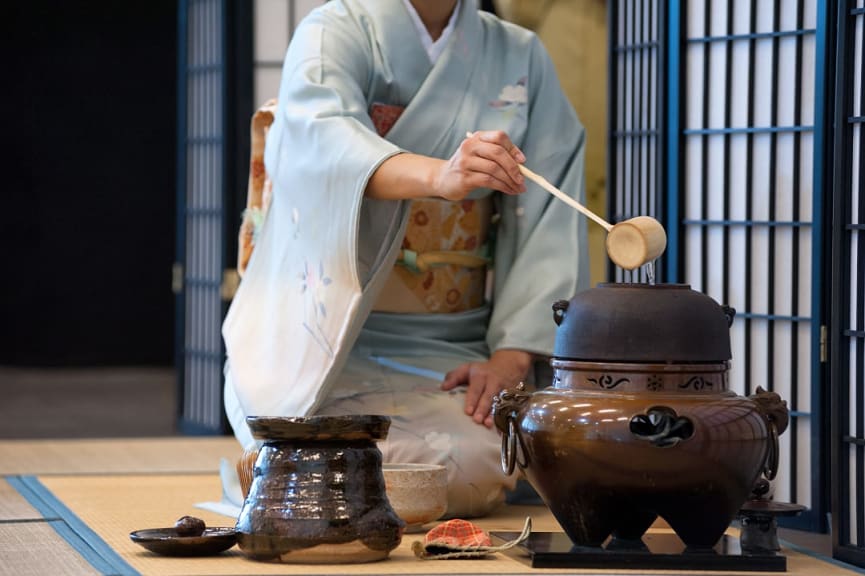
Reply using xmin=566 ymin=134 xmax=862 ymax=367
xmin=245 ymin=415 xmax=391 ymax=442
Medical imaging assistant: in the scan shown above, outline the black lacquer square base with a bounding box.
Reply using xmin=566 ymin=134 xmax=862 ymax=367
xmin=490 ymin=531 xmax=786 ymax=572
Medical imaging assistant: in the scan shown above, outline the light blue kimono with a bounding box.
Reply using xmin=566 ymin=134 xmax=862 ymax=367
xmin=223 ymin=0 xmax=588 ymax=517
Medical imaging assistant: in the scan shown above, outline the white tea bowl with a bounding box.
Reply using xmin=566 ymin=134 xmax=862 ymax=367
xmin=382 ymin=463 xmax=448 ymax=532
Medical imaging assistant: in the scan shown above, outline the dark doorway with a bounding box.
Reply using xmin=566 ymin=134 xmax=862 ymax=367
xmin=4 ymin=2 xmax=177 ymax=366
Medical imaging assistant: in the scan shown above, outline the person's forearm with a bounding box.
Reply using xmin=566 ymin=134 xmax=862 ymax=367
xmin=367 ymin=131 xmax=526 ymax=201
xmin=365 ymin=153 xmax=445 ymax=200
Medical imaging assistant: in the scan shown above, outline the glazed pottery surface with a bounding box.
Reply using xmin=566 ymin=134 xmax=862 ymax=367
xmin=494 ymin=283 xmax=778 ymax=549
xmin=235 ymin=415 xmax=404 ymax=563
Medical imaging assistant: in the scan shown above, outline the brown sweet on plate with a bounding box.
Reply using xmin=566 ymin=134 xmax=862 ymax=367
xmin=174 ymin=515 xmax=206 ymax=536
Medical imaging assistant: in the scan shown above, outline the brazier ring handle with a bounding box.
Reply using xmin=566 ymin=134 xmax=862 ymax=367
xmin=501 ymin=419 xmax=529 ymax=475
xmin=764 ymin=420 xmax=780 ymax=480
xmin=492 ymin=383 xmax=531 ymax=475
xmin=748 ymin=386 xmax=788 ymax=480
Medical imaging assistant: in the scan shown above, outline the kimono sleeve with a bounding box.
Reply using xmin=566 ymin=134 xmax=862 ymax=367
xmin=267 ymin=10 xmax=403 ymax=203
xmin=486 ymin=35 xmax=590 ymax=357
xmin=267 ymin=11 xmax=406 ymax=284
xmin=222 ymin=8 xmax=407 ymax=424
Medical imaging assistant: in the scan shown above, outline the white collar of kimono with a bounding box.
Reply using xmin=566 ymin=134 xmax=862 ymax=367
xmin=401 ymin=0 xmax=462 ymax=64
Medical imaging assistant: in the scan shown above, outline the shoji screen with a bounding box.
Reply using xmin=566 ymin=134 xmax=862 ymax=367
xmin=177 ymin=0 xmax=227 ymax=432
xmin=832 ymin=0 xmax=865 ymax=564
xmin=611 ymin=0 xmax=827 ymax=528
xmin=609 ymin=0 xmax=666 ymax=284
xmin=680 ymin=0 xmax=820 ymax=516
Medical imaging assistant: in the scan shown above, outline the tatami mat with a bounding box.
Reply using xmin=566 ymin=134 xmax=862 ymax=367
xmin=2 ymin=438 xmax=861 ymax=576
xmin=0 ymin=437 xmax=241 ymax=476
xmin=39 ymin=474 xmax=562 ymax=576
xmin=0 ymin=521 xmax=100 ymax=576
xmin=34 ymin=473 xmax=864 ymax=576
xmin=0 ymin=479 xmax=40 ymax=520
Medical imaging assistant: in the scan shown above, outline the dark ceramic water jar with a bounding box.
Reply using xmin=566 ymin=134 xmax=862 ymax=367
xmin=493 ymin=283 xmax=782 ymax=549
xmin=235 ymin=415 xmax=404 ymax=563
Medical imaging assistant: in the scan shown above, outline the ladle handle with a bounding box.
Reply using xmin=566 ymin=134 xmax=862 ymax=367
xmin=518 ymin=165 xmax=613 ymax=232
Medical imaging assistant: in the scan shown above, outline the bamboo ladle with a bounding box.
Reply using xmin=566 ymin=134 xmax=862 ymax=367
xmin=518 ymin=165 xmax=667 ymax=271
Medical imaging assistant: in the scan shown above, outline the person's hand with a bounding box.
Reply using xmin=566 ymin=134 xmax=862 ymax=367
xmin=433 ymin=130 xmax=527 ymax=201
xmin=441 ymin=349 xmax=533 ymax=428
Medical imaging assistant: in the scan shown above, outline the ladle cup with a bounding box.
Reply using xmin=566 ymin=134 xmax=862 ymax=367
xmin=517 ymin=165 xmax=666 ymax=271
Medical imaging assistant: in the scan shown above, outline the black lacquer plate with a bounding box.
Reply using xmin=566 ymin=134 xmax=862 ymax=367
xmin=129 ymin=527 xmax=237 ymax=556
xmin=491 ymin=531 xmax=786 ymax=572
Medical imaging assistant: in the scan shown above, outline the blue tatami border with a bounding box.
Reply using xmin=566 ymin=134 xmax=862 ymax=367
xmin=6 ymin=475 xmax=139 ymax=576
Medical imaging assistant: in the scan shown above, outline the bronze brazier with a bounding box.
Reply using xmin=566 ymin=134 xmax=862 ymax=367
xmin=493 ymin=283 xmax=784 ymax=548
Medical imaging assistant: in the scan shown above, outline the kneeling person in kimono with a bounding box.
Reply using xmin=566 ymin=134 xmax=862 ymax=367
xmin=223 ymin=0 xmax=589 ymax=517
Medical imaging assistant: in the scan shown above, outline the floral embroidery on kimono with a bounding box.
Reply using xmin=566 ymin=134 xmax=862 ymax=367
xmin=489 ymin=76 xmax=528 ymax=109
xmin=300 ymin=260 xmax=335 ymax=358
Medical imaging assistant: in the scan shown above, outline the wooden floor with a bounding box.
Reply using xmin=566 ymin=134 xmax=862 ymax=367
xmin=0 ymin=365 xmax=836 ymax=560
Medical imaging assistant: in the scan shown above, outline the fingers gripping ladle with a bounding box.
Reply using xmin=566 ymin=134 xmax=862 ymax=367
xmin=517 ymin=165 xmax=667 ymax=271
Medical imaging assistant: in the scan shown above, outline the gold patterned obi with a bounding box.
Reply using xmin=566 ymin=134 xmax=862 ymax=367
xmin=373 ymin=196 xmax=494 ymax=313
